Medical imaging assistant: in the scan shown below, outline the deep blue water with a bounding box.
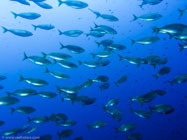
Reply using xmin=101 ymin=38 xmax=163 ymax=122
xmin=0 ymin=0 xmax=187 ymax=140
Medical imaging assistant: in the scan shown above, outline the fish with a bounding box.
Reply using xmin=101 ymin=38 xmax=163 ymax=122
xmin=56 ymin=85 xmax=81 ymax=94
xmin=0 ymin=96 xmax=19 ymax=106
xmin=94 ymin=23 xmax=117 ymax=34
xmin=131 ymin=36 xmax=160 ymax=45
xmin=58 ymin=29 xmax=83 ymax=37
xmin=38 ymin=134 xmax=53 ymax=140
xmin=29 ymin=0 xmax=46 ymax=2
xmin=86 ymin=30 xmax=106 ymax=38
xmin=19 ymin=75 xmax=48 ymax=87
xmin=11 ymin=11 xmax=41 ymax=20
xmin=168 ymin=74 xmax=187 ymax=86
xmin=56 ymin=60 xmax=78 ymax=69
xmin=87 ymin=121 xmax=107 ymax=130
xmin=58 ymin=0 xmax=88 ymax=9
xmin=44 ymin=68 xmax=70 ymax=80
xmin=1 ymin=26 xmax=33 ymax=37
xmin=74 ymin=136 xmax=83 ymax=140
xmin=153 ymin=66 xmax=171 ymax=79
xmin=91 ymin=51 xmax=113 ymax=58
xmin=32 ymin=24 xmax=55 ymax=30
xmin=57 ymin=129 xmax=73 ymax=140
xmin=92 ymin=75 xmax=109 ymax=83
xmin=10 ymin=106 xmax=36 ymax=114
xmin=103 ymin=107 xmax=123 ymax=122
xmin=42 ymin=52 xmax=72 ymax=60
xmin=178 ymin=7 xmax=187 ymax=18
xmin=33 ymin=1 xmax=53 ymax=9
xmin=56 ymin=120 xmax=77 ymax=127
xmin=105 ymin=44 xmax=126 ymax=51
xmin=80 ymin=79 xmax=93 ymax=89
xmin=28 ymin=116 xmax=49 ymax=124
xmin=49 ymin=113 xmax=68 ymax=122
xmin=132 ymin=13 xmax=162 ymax=21
xmin=25 ymin=125 xmax=38 ymax=135
xmin=10 ymin=0 xmax=30 ymax=5
xmin=99 ymin=83 xmax=110 ymax=91
xmin=0 ymin=75 xmax=6 ymax=81
xmin=149 ymin=104 xmax=174 ymax=114
xmin=105 ymin=99 xmax=120 ymax=107
xmin=59 ymin=43 xmax=85 ymax=54
xmin=0 ymin=120 xmax=5 ymax=126
xmin=38 ymin=91 xmax=57 ymax=98
xmin=95 ymin=39 xmax=113 ymax=47
xmin=115 ymin=123 xmax=136 ymax=133
xmin=23 ymin=52 xmax=51 ymax=65
xmin=88 ymin=8 xmax=118 ymax=22
xmin=114 ymin=75 xmax=128 ymax=87
xmin=144 ymin=56 xmax=168 ymax=68
xmin=7 ymin=89 xmax=37 ymax=97
xmin=130 ymin=107 xmax=152 ymax=119
xmin=140 ymin=0 xmax=163 ymax=8
xmin=126 ymin=133 xmax=143 ymax=140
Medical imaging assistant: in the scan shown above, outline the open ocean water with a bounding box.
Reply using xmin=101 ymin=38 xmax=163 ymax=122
xmin=0 ymin=0 xmax=187 ymax=140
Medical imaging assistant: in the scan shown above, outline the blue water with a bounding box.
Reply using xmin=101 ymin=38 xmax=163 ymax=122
xmin=0 ymin=0 xmax=187 ymax=140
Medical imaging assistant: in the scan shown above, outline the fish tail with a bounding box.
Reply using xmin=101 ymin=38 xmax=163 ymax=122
xmin=152 ymin=74 xmax=159 ymax=80
xmin=114 ymin=82 xmax=118 ymax=87
xmin=152 ymin=26 xmax=160 ymax=34
xmin=93 ymin=22 xmax=98 ymax=28
xmin=118 ymin=55 xmax=123 ymax=61
xmin=131 ymin=39 xmax=136 ymax=45
xmin=58 ymin=29 xmax=63 ymax=35
xmin=88 ymin=8 xmax=100 ymax=18
xmin=178 ymin=9 xmax=184 ymax=18
xmin=168 ymin=33 xmax=174 ymax=39
xmin=19 ymin=75 xmax=24 ymax=82
xmin=58 ymin=0 xmax=64 ymax=7
xmin=41 ymin=52 xmax=47 ymax=58
xmin=1 ymin=26 xmax=8 ymax=33
xmin=59 ymin=42 xmax=64 ymax=49
xmin=44 ymin=67 xmax=49 ymax=73
xmin=32 ymin=24 xmax=37 ymax=30
xmin=10 ymin=107 xmax=15 ymax=114
xmin=78 ymin=60 xmax=82 ymax=65
xmin=27 ymin=117 xmax=32 ymax=123
xmin=10 ymin=11 xmax=17 ymax=19
xmin=114 ymin=128 xmax=119 ymax=134
xmin=57 ymin=131 xmax=61 ymax=140
xmin=178 ymin=43 xmax=185 ymax=52
xmin=23 ymin=52 xmax=28 ymax=61
xmin=56 ymin=85 xmax=62 ymax=94
xmin=168 ymin=81 xmax=174 ymax=86
xmin=132 ymin=14 xmax=138 ymax=21
xmin=86 ymin=124 xmax=92 ymax=130
xmin=95 ymin=41 xmax=100 ymax=47
xmin=91 ymin=53 xmax=96 ymax=58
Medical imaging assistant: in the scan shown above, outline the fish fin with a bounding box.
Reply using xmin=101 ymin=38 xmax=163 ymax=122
xmin=78 ymin=60 xmax=82 ymax=65
xmin=118 ymin=55 xmax=123 ymax=61
xmin=132 ymin=14 xmax=138 ymax=21
xmin=6 ymin=92 xmax=11 ymax=96
xmin=53 ymin=60 xmax=57 ymax=65
xmin=10 ymin=107 xmax=15 ymax=114
xmin=95 ymin=41 xmax=100 ymax=47
xmin=23 ymin=52 xmax=28 ymax=61
xmin=59 ymin=42 xmax=64 ymax=49
xmin=1 ymin=26 xmax=8 ymax=33
xmin=114 ymin=82 xmax=118 ymax=87
xmin=10 ymin=11 xmax=17 ymax=19
xmin=91 ymin=53 xmax=96 ymax=58
xmin=19 ymin=75 xmax=24 ymax=82
xmin=178 ymin=43 xmax=185 ymax=52
xmin=152 ymin=74 xmax=159 ymax=80
xmin=44 ymin=67 xmax=49 ymax=73
xmin=41 ymin=52 xmax=47 ymax=58
xmin=56 ymin=85 xmax=62 ymax=94
xmin=27 ymin=117 xmax=32 ymax=123
xmin=168 ymin=81 xmax=173 ymax=86
xmin=58 ymin=29 xmax=63 ymax=35
xmin=152 ymin=26 xmax=160 ymax=34
xmin=86 ymin=124 xmax=92 ymax=130
xmin=32 ymin=24 xmax=37 ymax=30
xmin=131 ymin=39 xmax=136 ymax=45
xmin=114 ymin=128 xmax=119 ymax=134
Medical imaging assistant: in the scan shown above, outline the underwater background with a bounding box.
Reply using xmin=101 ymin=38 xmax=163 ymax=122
xmin=0 ymin=0 xmax=187 ymax=140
